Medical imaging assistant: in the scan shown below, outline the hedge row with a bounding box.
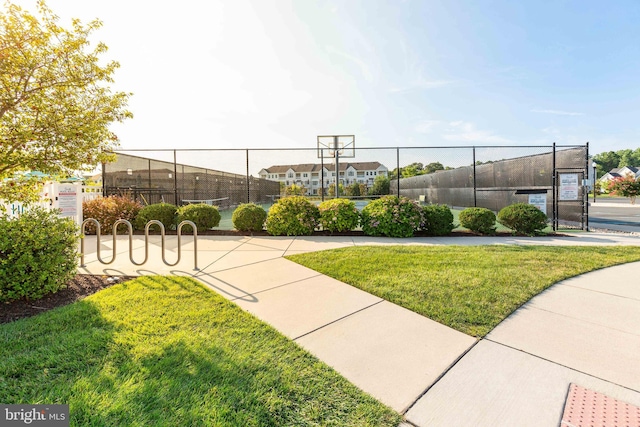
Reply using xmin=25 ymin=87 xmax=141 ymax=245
xmin=82 ymin=196 xmax=548 ymax=237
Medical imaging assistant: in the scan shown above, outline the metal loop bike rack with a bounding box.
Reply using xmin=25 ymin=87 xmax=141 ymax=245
xmin=80 ymin=219 xmax=199 ymax=270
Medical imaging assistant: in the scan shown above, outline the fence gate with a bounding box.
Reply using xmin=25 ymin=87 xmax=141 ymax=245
xmin=554 ymin=169 xmax=588 ymax=231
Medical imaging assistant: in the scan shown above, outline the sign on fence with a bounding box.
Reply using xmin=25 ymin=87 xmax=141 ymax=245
xmin=559 ymin=174 xmax=580 ymax=201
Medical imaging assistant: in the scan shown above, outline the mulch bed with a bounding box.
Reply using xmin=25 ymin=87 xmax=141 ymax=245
xmin=1 ymin=275 xmax=134 ymax=325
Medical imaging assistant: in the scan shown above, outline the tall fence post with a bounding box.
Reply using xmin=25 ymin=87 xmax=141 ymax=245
xmin=552 ymin=143 xmax=557 ymax=231
xmin=585 ymin=141 xmax=590 ymax=231
xmin=320 ymin=151 xmax=325 ymax=202
xmin=246 ymin=149 xmax=250 ymax=203
xmin=173 ymin=150 xmax=178 ymax=205
xmin=396 ymin=147 xmax=400 ymax=196
xmin=473 ymin=146 xmax=477 ymax=207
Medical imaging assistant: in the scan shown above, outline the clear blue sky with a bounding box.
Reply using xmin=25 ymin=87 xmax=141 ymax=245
xmin=9 ymin=0 xmax=640 ymax=157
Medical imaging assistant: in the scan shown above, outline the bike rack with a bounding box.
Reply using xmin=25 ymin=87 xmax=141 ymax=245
xmin=80 ymin=219 xmax=199 ymax=271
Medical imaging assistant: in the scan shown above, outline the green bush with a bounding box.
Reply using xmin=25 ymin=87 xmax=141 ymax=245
xmin=459 ymin=207 xmax=496 ymax=235
xmin=0 ymin=208 xmax=79 ymax=303
xmin=498 ymin=203 xmax=548 ymax=235
xmin=318 ymin=198 xmax=360 ymax=233
xmin=82 ymin=195 xmax=142 ymax=234
xmin=232 ymin=203 xmax=267 ymax=231
xmin=135 ymin=203 xmax=177 ymax=231
xmin=176 ymin=203 xmax=221 ymax=233
xmin=265 ymin=196 xmax=320 ymax=236
xmin=421 ymin=204 xmax=455 ymax=236
xmin=360 ymin=195 xmax=422 ymax=238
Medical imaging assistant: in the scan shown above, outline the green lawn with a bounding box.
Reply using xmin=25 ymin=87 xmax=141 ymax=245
xmin=0 ymin=276 xmax=401 ymax=427
xmin=287 ymin=246 xmax=640 ymax=337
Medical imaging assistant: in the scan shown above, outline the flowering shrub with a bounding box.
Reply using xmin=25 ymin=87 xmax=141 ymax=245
xmin=82 ymin=195 xmax=142 ymax=234
xmin=497 ymin=203 xmax=548 ymax=235
xmin=607 ymin=175 xmax=640 ymax=204
xmin=134 ymin=203 xmax=177 ymax=231
xmin=232 ymin=203 xmax=267 ymax=231
xmin=459 ymin=207 xmax=496 ymax=235
xmin=318 ymin=198 xmax=360 ymax=232
xmin=265 ymin=196 xmax=320 ymax=236
xmin=360 ymin=195 xmax=422 ymax=238
xmin=176 ymin=203 xmax=221 ymax=233
xmin=0 ymin=207 xmax=79 ymax=302
xmin=421 ymin=204 xmax=455 ymax=236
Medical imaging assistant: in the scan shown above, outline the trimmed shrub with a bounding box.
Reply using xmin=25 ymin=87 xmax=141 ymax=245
xmin=459 ymin=207 xmax=496 ymax=235
xmin=135 ymin=203 xmax=177 ymax=231
xmin=360 ymin=195 xmax=422 ymax=238
xmin=82 ymin=195 xmax=142 ymax=234
xmin=232 ymin=203 xmax=267 ymax=231
xmin=318 ymin=198 xmax=360 ymax=233
xmin=176 ymin=203 xmax=221 ymax=233
xmin=498 ymin=203 xmax=548 ymax=235
xmin=265 ymin=196 xmax=320 ymax=236
xmin=421 ymin=204 xmax=455 ymax=236
xmin=0 ymin=208 xmax=79 ymax=303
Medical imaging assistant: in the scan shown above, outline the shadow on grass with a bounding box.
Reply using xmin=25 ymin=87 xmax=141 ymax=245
xmin=1 ymin=276 xmax=400 ymax=427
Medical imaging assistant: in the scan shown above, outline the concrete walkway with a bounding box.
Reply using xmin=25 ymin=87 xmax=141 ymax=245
xmin=78 ymin=232 xmax=640 ymax=426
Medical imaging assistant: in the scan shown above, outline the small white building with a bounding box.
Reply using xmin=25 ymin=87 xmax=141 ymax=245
xmin=259 ymin=162 xmax=388 ymax=195
xmin=600 ymin=166 xmax=640 ymax=183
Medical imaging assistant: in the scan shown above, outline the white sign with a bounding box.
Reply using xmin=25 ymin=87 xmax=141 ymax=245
xmin=528 ymin=194 xmax=547 ymax=214
xmin=559 ymin=173 xmax=579 ymax=201
xmin=57 ymin=184 xmax=78 ymax=217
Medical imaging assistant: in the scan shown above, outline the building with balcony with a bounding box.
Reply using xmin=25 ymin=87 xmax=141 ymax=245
xmin=258 ymin=162 xmax=388 ymax=195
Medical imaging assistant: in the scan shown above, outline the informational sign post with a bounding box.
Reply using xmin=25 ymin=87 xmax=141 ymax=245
xmin=559 ymin=173 xmax=580 ymax=201
xmin=57 ymin=184 xmax=78 ymax=218
xmin=528 ymin=193 xmax=547 ymax=215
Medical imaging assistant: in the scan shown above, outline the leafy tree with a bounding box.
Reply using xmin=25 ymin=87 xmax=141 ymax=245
xmin=401 ymin=162 xmax=424 ymax=178
xmin=327 ymin=183 xmax=344 ymax=197
xmin=424 ymin=162 xmax=445 ymax=174
xmin=607 ymin=176 xmax=640 ymax=204
xmin=285 ymin=183 xmax=307 ymax=196
xmin=346 ymin=182 xmax=361 ymax=197
xmin=593 ymin=151 xmax=620 ymax=177
xmin=0 ymin=1 xmax=132 ymax=203
xmin=368 ymin=175 xmax=390 ymax=196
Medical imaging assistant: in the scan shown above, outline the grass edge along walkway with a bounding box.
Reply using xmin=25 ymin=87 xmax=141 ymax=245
xmin=0 ymin=276 xmax=401 ymax=427
xmin=287 ymin=245 xmax=640 ymax=337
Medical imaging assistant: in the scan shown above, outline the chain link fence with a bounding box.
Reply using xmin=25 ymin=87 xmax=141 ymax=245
xmin=101 ymin=144 xmax=589 ymax=230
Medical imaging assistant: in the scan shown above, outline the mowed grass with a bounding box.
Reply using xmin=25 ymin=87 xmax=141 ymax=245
xmin=0 ymin=276 xmax=401 ymax=427
xmin=287 ymin=246 xmax=640 ymax=337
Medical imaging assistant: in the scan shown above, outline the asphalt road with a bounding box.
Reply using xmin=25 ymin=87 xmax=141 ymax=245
xmin=588 ymin=196 xmax=640 ymax=233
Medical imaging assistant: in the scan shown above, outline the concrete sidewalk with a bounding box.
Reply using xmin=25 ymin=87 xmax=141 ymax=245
xmin=79 ymin=231 xmax=640 ymax=426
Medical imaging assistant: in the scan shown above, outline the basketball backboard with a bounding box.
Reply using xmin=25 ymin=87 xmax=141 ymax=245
xmin=317 ymin=135 xmax=355 ymax=158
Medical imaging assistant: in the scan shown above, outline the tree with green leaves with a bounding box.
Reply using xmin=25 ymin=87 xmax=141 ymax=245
xmin=593 ymin=149 xmax=640 ymax=178
xmin=327 ymin=183 xmax=344 ymax=197
xmin=285 ymin=183 xmax=306 ymax=196
xmin=424 ymin=162 xmax=445 ymax=174
xmin=0 ymin=1 xmax=132 ymax=204
xmin=368 ymin=175 xmax=390 ymax=196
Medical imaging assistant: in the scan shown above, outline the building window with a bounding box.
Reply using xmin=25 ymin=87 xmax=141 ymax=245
xmin=312 ymin=180 xmax=318 ymax=186
xmin=348 ymin=171 xmax=354 ymax=176
xmin=303 ymin=173 xmax=308 ymax=178
xmin=288 ymin=172 xmax=293 ymax=178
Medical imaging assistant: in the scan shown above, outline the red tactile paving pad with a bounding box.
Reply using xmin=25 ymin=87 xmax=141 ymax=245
xmin=561 ymin=383 xmax=640 ymax=427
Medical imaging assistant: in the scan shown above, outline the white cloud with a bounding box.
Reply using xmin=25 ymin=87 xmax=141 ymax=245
xmin=325 ymin=45 xmax=375 ymax=83
xmin=414 ymin=120 xmax=440 ymax=133
xmin=531 ymin=109 xmax=584 ymax=116
xmin=442 ymin=121 xmax=511 ymax=144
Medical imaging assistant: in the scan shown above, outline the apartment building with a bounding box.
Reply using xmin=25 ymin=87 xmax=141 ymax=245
xmin=258 ymin=162 xmax=388 ymax=195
